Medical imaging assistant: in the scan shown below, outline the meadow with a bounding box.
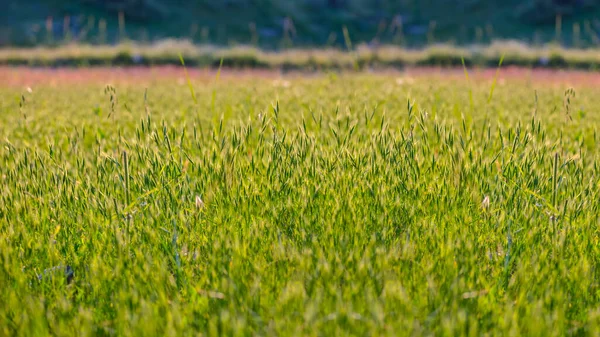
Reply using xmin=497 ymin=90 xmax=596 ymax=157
xmin=1 ymin=69 xmax=600 ymax=336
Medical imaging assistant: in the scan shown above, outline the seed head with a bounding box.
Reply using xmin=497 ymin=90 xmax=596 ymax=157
xmin=195 ymin=195 xmax=204 ymax=209
xmin=482 ymin=195 xmax=490 ymax=209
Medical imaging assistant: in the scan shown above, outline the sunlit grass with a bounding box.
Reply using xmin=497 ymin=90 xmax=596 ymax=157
xmin=1 ymin=74 xmax=600 ymax=335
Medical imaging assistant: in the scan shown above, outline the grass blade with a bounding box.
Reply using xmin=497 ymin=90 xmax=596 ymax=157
xmin=179 ymin=53 xmax=197 ymax=105
xmin=211 ymin=57 xmax=224 ymax=114
xmin=488 ymin=53 xmax=505 ymax=104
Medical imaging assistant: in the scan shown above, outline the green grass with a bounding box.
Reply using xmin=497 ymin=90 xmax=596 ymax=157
xmin=1 ymin=73 xmax=600 ymax=335
xmin=5 ymin=40 xmax=600 ymax=70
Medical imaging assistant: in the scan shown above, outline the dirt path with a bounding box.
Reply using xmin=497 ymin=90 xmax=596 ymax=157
xmin=1 ymin=66 xmax=283 ymax=87
xmin=2 ymin=66 xmax=599 ymax=87
xmin=405 ymin=67 xmax=600 ymax=86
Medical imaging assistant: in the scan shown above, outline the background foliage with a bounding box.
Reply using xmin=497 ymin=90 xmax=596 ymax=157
xmin=3 ymin=0 xmax=600 ymax=47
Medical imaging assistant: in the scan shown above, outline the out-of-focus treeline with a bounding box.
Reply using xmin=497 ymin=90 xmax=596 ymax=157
xmin=2 ymin=0 xmax=599 ymax=47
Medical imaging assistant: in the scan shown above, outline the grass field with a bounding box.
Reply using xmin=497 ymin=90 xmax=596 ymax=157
xmin=1 ymin=69 xmax=600 ymax=336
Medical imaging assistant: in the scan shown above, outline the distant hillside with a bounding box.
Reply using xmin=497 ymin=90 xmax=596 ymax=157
xmin=3 ymin=0 xmax=600 ymax=48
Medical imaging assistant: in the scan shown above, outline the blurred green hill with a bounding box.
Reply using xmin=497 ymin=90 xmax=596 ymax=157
xmin=3 ymin=0 xmax=600 ymax=48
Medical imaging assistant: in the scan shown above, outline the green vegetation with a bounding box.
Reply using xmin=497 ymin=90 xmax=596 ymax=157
xmin=2 ymin=73 xmax=600 ymax=336
xmin=5 ymin=40 xmax=600 ymax=70
xmin=4 ymin=0 xmax=600 ymax=48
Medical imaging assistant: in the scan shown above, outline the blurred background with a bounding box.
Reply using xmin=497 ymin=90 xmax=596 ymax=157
xmin=2 ymin=0 xmax=600 ymax=49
